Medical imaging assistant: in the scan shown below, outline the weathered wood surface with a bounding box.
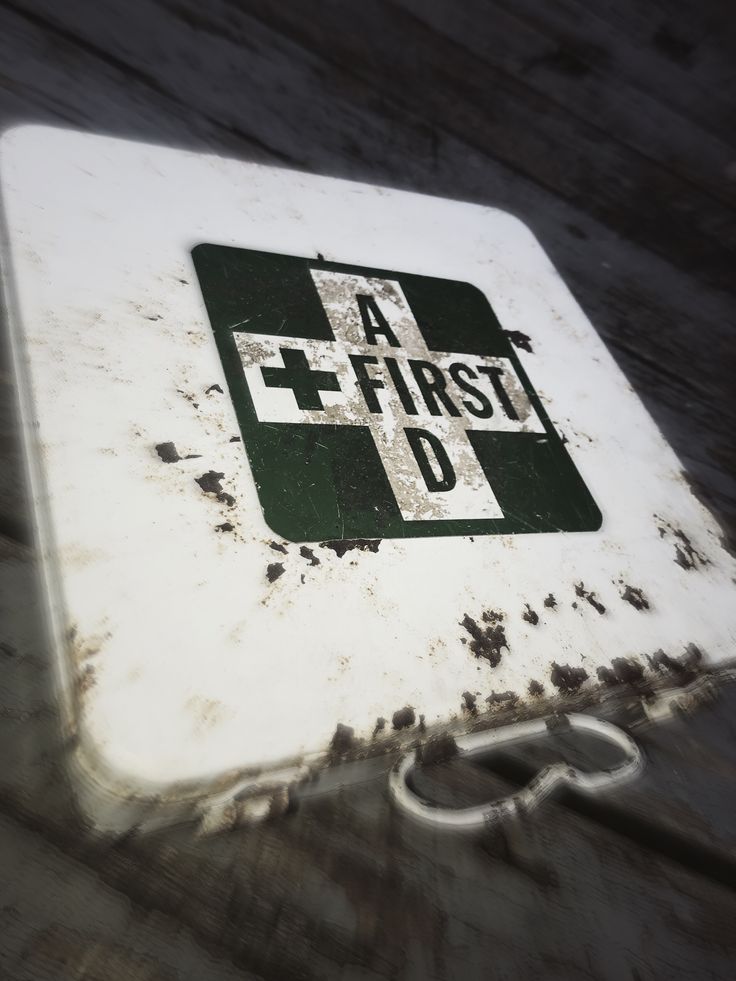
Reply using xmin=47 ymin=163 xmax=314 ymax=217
xmin=1 ymin=1 xmax=736 ymax=978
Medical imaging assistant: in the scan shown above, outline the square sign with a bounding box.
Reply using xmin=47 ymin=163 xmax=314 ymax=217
xmin=3 ymin=126 xmax=735 ymax=834
xmin=193 ymin=246 xmax=600 ymax=540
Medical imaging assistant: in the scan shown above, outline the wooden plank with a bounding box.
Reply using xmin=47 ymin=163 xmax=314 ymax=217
xmin=214 ymin=0 xmax=736 ymax=292
xmin=394 ymin=0 xmax=736 ymax=210
xmin=2 ymin=697 xmax=736 ymax=980
xmin=0 ymin=1 xmax=734 ymax=538
xmin=0 ymin=813 xmax=255 ymax=981
xmin=6 ymin=0 xmax=736 ymax=293
xmin=0 ymin=3 xmax=735 ymax=975
xmin=0 ymin=0 xmax=290 ymax=158
xmin=488 ymin=0 xmax=736 ymax=137
xmin=470 ymin=682 xmax=736 ymax=866
xmin=2 ymin=551 xmax=736 ymax=978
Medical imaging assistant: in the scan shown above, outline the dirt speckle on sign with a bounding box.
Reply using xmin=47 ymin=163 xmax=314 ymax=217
xmin=155 ymin=441 xmax=181 ymax=463
xmin=648 ymin=644 xmax=703 ymax=683
xmin=78 ymin=665 xmax=96 ymax=695
xmin=187 ymin=695 xmax=228 ymax=729
xmin=266 ymin=562 xmax=285 ymax=583
xmin=522 ymin=604 xmax=539 ymax=626
xmin=596 ymin=657 xmax=645 ymax=687
xmin=269 ymin=541 xmax=288 ymax=554
xmin=574 ymin=582 xmax=606 ymax=615
xmin=392 ymin=706 xmax=416 ymax=730
xmin=550 ymin=662 xmax=589 ymax=692
xmin=528 ymin=679 xmax=545 ymax=697
xmin=486 ymin=690 xmax=519 ymax=707
xmin=69 ymin=628 xmax=107 ymax=669
xmin=461 ymin=614 xmax=508 ymax=667
xmin=299 ymin=546 xmax=320 ymax=566
xmin=673 ymin=529 xmax=708 ymax=570
xmin=543 ymin=593 xmax=557 ymax=609
xmin=481 ymin=609 xmax=504 ymax=624
xmin=461 ymin=691 xmax=478 ymax=715
xmin=320 ymin=539 xmax=381 ymax=557
xmin=205 ymin=383 xmax=224 ymax=394
xmin=657 ymin=520 xmax=709 ymax=571
xmin=216 ymin=522 xmax=234 ymax=533
xmin=195 ymin=471 xmax=236 ymax=507
xmin=155 ymin=441 xmax=202 ymax=463
xmin=621 ymin=585 xmax=649 ymax=610
xmin=177 ymin=389 xmax=200 ymax=409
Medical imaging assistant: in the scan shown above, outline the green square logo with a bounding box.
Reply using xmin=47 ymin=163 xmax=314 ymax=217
xmin=192 ymin=245 xmax=601 ymax=542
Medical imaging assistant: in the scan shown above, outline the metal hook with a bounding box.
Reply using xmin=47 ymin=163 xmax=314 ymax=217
xmin=389 ymin=713 xmax=643 ymax=832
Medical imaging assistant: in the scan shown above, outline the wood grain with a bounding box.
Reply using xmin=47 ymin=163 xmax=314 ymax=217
xmin=1 ymin=2 xmax=735 ymax=977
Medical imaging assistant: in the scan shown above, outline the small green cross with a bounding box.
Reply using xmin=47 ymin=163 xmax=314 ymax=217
xmin=261 ymin=347 xmax=341 ymax=410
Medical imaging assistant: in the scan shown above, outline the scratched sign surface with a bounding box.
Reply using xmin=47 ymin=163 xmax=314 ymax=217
xmin=193 ymin=246 xmax=600 ymax=539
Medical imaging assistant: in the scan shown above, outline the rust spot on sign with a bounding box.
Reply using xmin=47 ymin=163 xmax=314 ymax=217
xmin=621 ymin=585 xmax=649 ymax=610
xmin=522 ymin=603 xmax=539 ymax=625
xmin=574 ymin=582 xmax=606 ymax=615
xmin=195 ymin=470 xmax=236 ymax=507
xmin=320 ymin=539 xmax=381 ymax=558
xmin=155 ymin=441 xmax=201 ymax=463
xmin=392 ymin=706 xmax=416 ymax=730
xmin=461 ymin=614 xmax=508 ymax=667
xmin=299 ymin=546 xmax=320 ymax=566
xmin=596 ymin=657 xmax=645 ymax=687
xmin=330 ymin=722 xmax=356 ymax=755
xmin=461 ymin=691 xmax=478 ymax=715
xmin=266 ymin=562 xmax=285 ymax=583
xmin=550 ymin=662 xmax=589 ymax=692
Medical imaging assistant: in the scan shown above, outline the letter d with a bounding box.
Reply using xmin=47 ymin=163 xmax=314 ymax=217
xmin=404 ymin=428 xmax=456 ymax=493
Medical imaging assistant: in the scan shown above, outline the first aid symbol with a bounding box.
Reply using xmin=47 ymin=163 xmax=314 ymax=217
xmin=193 ymin=246 xmax=601 ymax=541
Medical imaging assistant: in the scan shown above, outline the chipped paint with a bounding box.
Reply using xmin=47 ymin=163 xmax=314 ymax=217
xmin=266 ymin=562 xmax=285 ymax=583
xmin=195 ymin=470 xmax=236 ymax=507
xmin=550 ymin=663 xmax=589 ymax=693
xmin=392 ymin=706 xmax=416 ymax=730
xmin=461 ymin=614 xmax=509 ymax=667
xmin=574 ymin=582 xmax=606 ymax=615
xmin=621 ymin=585 xmax=649 ymax=611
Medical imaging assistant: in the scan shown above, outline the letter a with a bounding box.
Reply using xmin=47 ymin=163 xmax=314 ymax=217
xmin=356 ymin=294 xmax=401 ymax=346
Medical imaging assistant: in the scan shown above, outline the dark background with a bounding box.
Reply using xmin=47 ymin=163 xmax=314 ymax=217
xmin=1 ymin=2 xmax=735 ymax=978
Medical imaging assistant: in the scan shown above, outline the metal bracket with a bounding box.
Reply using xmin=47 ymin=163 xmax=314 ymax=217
xmin=389 ymin=713 xmax=643 ymax=832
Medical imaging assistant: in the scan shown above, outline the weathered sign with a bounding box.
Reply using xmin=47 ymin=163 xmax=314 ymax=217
xmin=2 ymin=126 xmax=735 ymax=832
